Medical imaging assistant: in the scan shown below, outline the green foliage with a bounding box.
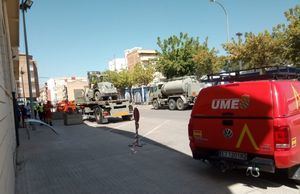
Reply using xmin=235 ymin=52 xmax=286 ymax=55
xmin=156 ymin=33 xmax=202 ymax=79
xmin=157 ymin=33 xmax=222 ymax=78
xmin=223 ymin=31 xmax=281 ymax=69
xmin=132 ymin=63 xmax=155 ymax=86
xmin=193 ymin=46 xmax=223 ymax=77
xmin=223 ymin=4 xmax=300 ymax=70
xmin=103 ymin=70 xmax=133 ymax=89
xmin=102 ymin=63 xmax=154 ymax=89
xmin=284 ymin=5 xmax=300 ymax=66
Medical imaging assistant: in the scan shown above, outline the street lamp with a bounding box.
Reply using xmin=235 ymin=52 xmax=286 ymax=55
xmin=236 ymin=32 xmax=243 ymax=70
xmin=236 ymin=32 xmax=243 ymax=43
xmin=20 ymin=0 xmax=35 ymax=117
xmin=210 ymin=0 xmax=229 ymax=42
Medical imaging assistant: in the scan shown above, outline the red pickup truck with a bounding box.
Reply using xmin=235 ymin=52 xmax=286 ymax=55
xmin=188 ymin=67 xmax=300 ymax=181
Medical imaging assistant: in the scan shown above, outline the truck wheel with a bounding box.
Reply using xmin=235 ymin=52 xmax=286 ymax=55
xmin=94 ymin=107 xmax=103 ymax=124
xmin=176 ymin=98 xmax=186 ymax=110
xmin=168 ymin=99 xmax=176 ymax=110
xmin=153 ymin=99 xmax=159 ymax=110
xmin=94 ymin=91 xmax=102 ymax=101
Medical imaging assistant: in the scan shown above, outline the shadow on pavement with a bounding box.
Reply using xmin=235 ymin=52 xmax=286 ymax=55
xmin=105 ymin=124 xmax=300 ymax=190
xmin=15 ymin=121 xmax=299 ymax=194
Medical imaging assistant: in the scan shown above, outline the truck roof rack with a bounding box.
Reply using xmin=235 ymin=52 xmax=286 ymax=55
xmin=201 ymin=66 xmax=300 ymax=84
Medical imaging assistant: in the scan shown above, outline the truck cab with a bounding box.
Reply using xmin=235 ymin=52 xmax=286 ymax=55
xmin=189 ymin=66 xmax=300 ymax=181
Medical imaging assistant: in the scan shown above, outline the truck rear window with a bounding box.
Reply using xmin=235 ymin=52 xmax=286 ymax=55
xmin=192 ymin=81 xmax=274 ymax=118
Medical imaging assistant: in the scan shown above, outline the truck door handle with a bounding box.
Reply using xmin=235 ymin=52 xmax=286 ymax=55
xmin=222 ymin=120 xmax=233 ymax=126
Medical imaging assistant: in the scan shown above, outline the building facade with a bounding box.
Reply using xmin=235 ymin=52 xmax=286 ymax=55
xmin=38 ymin=84 xmax=51 ymax=103
xmin=0 ymin=0 xmax=19 ymax=193
xmin=107 ymin=47 xmax=158 ymax=72
xmin=17 ymin=54 xmax=40 ymax=101
xmin=108 ymin=58 xmax=127 ymax=72
xmin=125 ymin=47 xmax=158 ymax=70
xmin=46 ymin=77 xmax=88 ymax=104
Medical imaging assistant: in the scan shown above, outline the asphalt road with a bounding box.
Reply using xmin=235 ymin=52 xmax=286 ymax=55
xmin=88 ymin=105 xmax=193 ymax=155
xmin=85 ymin=105 xmax=300 ymax=194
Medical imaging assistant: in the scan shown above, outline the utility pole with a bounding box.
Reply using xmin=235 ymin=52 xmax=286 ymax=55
xmin=20 ymin=0 xmax=34 ymax=117
xmin=236 ymin=32 xmax=243 ymax=70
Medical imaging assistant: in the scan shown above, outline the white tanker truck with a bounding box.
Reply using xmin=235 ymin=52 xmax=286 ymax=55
xmin=149 ymin=76 xmax=208 ymax=110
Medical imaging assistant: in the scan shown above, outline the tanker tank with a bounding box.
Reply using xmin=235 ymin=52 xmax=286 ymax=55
xmin=161 ymin=77 xmax=198 ymax=96
xmin=149 ymin=76 xmax=208 ymax=110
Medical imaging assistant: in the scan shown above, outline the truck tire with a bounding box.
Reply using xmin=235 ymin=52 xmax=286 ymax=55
xmin=168 ymin=99 xmax=176 ymax=110
xmin=176 ymin=98 xmax=186 ymax=110
xmin=94 ymin=91 xmax=102 ymax=101
xmin=153 ymin=99 xmax=159 ymax=110
xmin=94 ymin=107 xmax=104 ymax=124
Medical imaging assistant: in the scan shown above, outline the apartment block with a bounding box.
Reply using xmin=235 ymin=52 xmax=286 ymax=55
xmin=108 ymin=58 xmax=127 ymax=72
xmin=125 ymin=47 xmax=158 ymax=70
xmin=17 ymin=54 xmax=40 ymax=101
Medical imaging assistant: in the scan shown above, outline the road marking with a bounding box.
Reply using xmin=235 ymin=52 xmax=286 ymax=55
xmin=109 ymin=122 xmax=132 ymax=132
xmin=141 ymin=120 xmax=170 ymax=138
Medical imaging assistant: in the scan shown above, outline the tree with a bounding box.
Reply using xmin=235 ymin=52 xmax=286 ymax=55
xmin=102 ymin=70 xmax=133 ymax=98
xmin=223 ymin=5 xmax=300 ymax=70
xmin=283 ymin=5 xmax=300 ymax=66
xmin=193 ymin=40 xmax=223 ymax=77
xmin=132 ymin=63 xmax=155 ymax=86
xmin=223 ymin=31 xmax=282 ymax=69
xmin=156 ymin=33 xmax=202 ymax=79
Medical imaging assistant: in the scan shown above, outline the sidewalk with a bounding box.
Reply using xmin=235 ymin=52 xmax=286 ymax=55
xmin=15 ymin=120 xmax=299 ymax=194
xmin=15 ymin=120 xmax=204 ymax=194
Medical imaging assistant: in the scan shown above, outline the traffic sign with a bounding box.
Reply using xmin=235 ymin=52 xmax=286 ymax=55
xmin=133 ymin=107 xmax=140 ymax=122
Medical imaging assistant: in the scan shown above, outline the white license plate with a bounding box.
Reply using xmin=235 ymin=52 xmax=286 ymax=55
xmin=219 ymin=151 xmax=247 ymax=160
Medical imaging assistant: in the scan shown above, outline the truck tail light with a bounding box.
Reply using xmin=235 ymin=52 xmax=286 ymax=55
xmin=274 ymin=126 xmax=290 ymax=151
xmin=103 ymin=111 xmax=109 ymax=117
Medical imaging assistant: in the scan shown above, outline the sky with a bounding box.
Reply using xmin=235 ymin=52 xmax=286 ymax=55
xmin=20 ymin=0 xmax=300 ymax=82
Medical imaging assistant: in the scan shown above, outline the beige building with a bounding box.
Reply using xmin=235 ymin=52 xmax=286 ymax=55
xmin=39 ymin=84 xmax=51 ymax=103
xmin=46 ymin=77 xmax=88 ymax=103
xmin=125 ymin=47 xmax=158 ymax=70
xmin=0 ymin=0 xmax=19 ymax=193
xmin=66 ymin=79 xmax=89 ymax=101
xmin=17 ymin=54 xmax=40 ymax=101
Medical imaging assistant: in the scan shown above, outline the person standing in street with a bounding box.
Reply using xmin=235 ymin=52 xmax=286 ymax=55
xmin=44 ymin=101 xmax=53 ymax=126
xmin=25 ymin=102 xmax=31 ymax=119
xmin=37 ymin=103 xmax=44 ymax=121
xmin=20 ymin=105 xmax=27 ymax=128
xmin=33 ymin=103 xmax=38 ymax=119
